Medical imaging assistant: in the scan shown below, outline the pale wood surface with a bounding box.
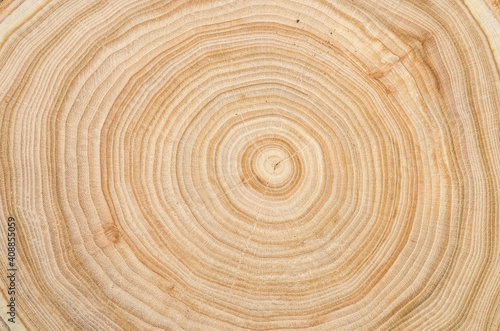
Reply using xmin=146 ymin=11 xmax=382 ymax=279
xmin=1 ymin=0 xmax=500 ymax=330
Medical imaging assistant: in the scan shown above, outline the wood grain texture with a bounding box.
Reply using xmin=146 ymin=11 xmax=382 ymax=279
xmin=1 ymin=0 xmax=500 ymax=330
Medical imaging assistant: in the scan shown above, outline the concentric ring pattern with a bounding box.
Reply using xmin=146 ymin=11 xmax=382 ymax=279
xmin=1 ymin=0 xmax=500 ymax=330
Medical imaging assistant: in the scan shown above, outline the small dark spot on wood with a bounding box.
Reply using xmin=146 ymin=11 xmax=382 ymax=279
xmin=369 ymin=69 xmax=385 ymax=80
xmin=105 ymin=224 xmax=120 ymax=243
xmin=385 ymin=86 xmax=396 ymax=94
xmin=296 ymin=19 xmax=300 ymax=23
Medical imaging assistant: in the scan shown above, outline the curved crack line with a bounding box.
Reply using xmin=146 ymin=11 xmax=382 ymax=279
xmin=229 ymin=167 xmax=276 ymax=290
xmin=273 ymin=139 xmax=314 ymax=168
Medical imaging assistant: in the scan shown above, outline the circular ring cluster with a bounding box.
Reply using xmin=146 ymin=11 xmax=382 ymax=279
xmin=102 ymin=25 xmax=430 ymax=323
xmin=1 ymin=0 xmax=499 ymax=330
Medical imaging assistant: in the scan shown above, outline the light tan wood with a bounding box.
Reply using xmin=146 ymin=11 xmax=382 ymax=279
xmin=1 ymin=0 xmax=500 ymax=330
